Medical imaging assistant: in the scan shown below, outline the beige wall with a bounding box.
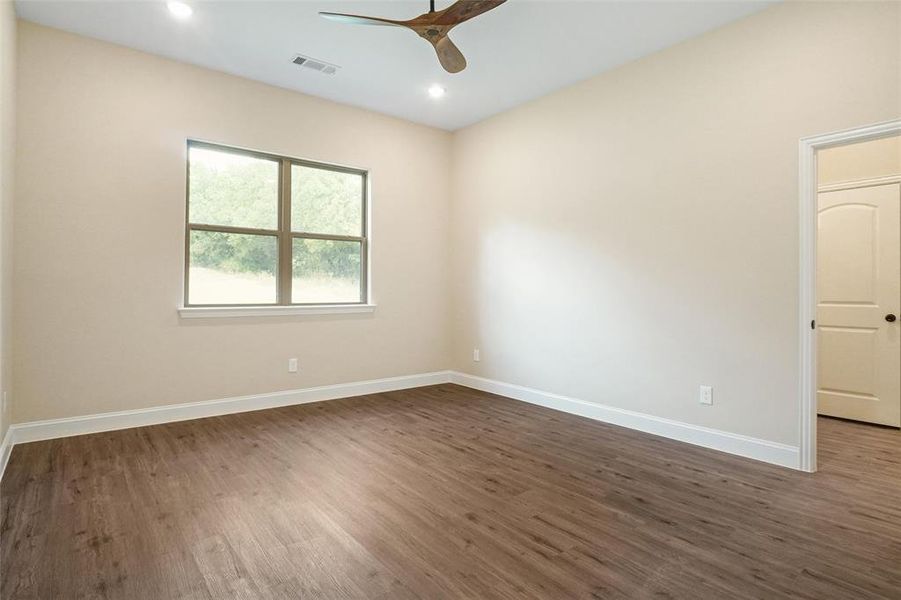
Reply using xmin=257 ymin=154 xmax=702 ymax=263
xmin=450 ymin=1 xmax=901 ymax=446
xmin=818 ymin=135 xmax=901 ymax=185
xmin=0 ymin=1 xmax=15 ymax=440
xmin=14 ymin=22 xmax=452 ymax=423
xmin=11 ymin=3 xmax=901 ymax=449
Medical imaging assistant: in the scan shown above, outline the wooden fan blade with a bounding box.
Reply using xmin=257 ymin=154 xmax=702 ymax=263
xmin=433 ymin=35 xmax=467 ymax=74
xmin=319 ymin=12 xmax=406 ymax=27
xmin=431 ymin=0 xmax=507 ymax=26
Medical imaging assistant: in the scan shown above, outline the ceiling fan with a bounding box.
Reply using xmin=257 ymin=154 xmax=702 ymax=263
xmin=320 ymin=0 xmax=508 ymax=74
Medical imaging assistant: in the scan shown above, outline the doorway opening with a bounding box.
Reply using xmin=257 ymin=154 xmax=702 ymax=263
xmin=799 ymin=120 xmax=901 ymax=472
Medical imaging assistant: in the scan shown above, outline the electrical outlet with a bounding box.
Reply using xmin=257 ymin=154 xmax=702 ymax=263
xmin=288 ymin=358 xmax=298 ymax=373
xmin=699 ymin=385 xmax=713 ymax=406
xmin=473 ymin=348 xmax=481 ymax=362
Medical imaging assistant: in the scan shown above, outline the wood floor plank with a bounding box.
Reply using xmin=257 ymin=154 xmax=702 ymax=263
xmin=2 ymin=384 xmax=900 ymax=599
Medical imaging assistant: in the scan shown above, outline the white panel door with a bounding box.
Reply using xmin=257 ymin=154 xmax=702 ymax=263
xmin=817 ymin=182 xmax=900 ymax=426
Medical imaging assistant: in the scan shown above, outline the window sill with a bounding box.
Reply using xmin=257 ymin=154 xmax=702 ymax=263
xmin=178 ymin=304 xmax=376 ymax=319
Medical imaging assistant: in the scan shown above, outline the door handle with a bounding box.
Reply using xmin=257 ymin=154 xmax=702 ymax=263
xmin=886 ymin=314 xmax=897 ymax=323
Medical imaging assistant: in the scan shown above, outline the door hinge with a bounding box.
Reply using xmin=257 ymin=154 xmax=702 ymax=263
xmin=811 ymin=319 xmax=816 ymax=330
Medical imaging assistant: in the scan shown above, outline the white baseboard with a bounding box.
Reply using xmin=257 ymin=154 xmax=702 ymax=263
xmin=0 ymin=426 xmax=13 ymax=481
xmin=450 ymin=372 xmax=801 ymax=470
xmin=0 ymin=369 xmax=801 ymax=483
xmin=3 ymin=370 xmax=452 ymax=457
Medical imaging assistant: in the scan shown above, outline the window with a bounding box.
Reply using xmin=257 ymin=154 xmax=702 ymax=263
xmin=184 ymin=141 xmax=368 ymax=309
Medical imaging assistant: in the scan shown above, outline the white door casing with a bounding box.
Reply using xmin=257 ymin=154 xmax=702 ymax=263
xmin=800 ymin=120 xmax=901 ymax=473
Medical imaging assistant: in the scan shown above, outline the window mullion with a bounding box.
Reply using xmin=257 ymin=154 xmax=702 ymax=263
xmin=278 ymin=158 xmax=293 ymax=305
xmin=187 ymin=223 xmax=279 ymax=236
xmin=291 ymin=232 xmax=364 ymax=243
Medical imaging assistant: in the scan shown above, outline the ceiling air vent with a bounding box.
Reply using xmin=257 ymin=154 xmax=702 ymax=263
xmin=292 ymin=54 xmax=340 ymax=76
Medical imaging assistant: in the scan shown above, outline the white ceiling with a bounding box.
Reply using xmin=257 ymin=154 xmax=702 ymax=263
xmin=15 ymin=0 xmax=773 ymax=130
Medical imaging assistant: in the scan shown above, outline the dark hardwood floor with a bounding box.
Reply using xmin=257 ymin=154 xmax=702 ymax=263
xmin=1 ymin=384 xmax=900 ymax=599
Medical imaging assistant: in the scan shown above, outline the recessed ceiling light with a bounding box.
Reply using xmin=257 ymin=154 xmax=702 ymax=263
xmin=428 ymin=84 xmax=446 ymax=99
xmin=167 ymin=1 xmax=193 ymax=19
